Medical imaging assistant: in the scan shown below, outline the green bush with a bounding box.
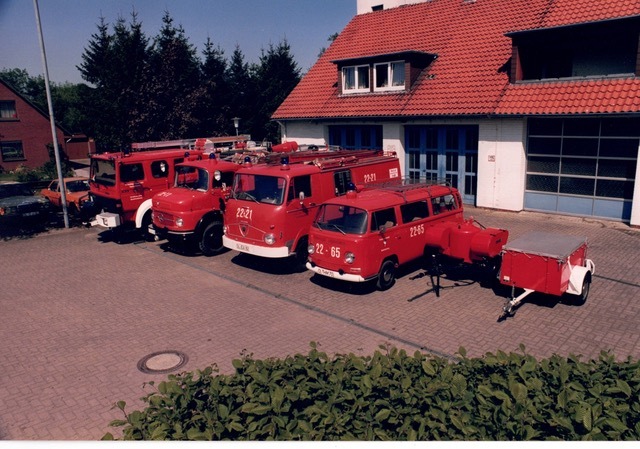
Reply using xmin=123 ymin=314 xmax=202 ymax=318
xmin=104 ymin=343 xmax=640 ymax=441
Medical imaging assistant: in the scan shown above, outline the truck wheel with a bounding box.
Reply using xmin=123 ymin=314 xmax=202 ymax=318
xmin=376 ymin=260 xmax=396 ymax=291
xmin=292 ymin=237 xmax=309 ymax=272
xmin=573 ymin=273 xmax=591 ymax=306
xmin=141 ymin=212 xmax=155 ymax=242
xmin=199 ymin=220 xmax=224 ymax=256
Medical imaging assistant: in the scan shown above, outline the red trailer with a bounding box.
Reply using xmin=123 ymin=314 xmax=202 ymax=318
xmin=498 ymin=231 xmax=595 ymax=320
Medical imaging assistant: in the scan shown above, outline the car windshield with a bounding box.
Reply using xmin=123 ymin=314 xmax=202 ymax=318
xmin=90 ymin=159 xmax=116 ymax=186
xmin=314 ymin=204 xmax=368 ymax=235
xmin=231 ymin=174 xmax=286 ymax=205
xmin=175 ymin=166 xmax=209 ymax=191
xmin=0 ymin=184 xmax=33 ymax=199
xmin=67 ymin=180 xmax=90 ymax=192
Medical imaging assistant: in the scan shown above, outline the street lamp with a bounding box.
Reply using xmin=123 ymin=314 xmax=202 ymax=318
xmin=232 ymin=117 xmax=240 ymax=136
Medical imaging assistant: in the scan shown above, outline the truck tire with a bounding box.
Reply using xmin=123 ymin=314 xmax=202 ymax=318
xmin=141 ymin=212 xmax=155 ymax=242
xmin=376 ymin=260 xmax=396 ymax=291
xmin=292 ymin=236 xmax=309 ymax=272
xmin=199 ymin=220 xmax=224 ymax=256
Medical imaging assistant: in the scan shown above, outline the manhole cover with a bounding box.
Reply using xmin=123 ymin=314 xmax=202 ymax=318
xmin=137 ymin=350 xmax=189 ymax=374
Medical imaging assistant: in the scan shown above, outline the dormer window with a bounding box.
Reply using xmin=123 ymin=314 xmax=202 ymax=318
xmin=509 ymin=17 xmax=639 ymax=82
xmin=334 ymin=51 xmax=436 ymax=96
xmin=374 ymin=61 xmax=405 ymax=91
xmin=342 ymin=65 xmax=370 ymax=93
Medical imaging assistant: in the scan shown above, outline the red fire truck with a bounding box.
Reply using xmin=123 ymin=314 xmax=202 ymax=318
xmin=86 ymin=147 xmax=205 ymax=239
xmin=222 ymin=150 xmax=402 ymax=268
xmin=306 ymin=181 xmax=506 ymax=290
xmin=150 ymin=145 xmax=334 ymax=255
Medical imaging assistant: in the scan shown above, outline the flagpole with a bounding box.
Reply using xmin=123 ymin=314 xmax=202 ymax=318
xmin=33 ymin=0 xmax=69 ymax=228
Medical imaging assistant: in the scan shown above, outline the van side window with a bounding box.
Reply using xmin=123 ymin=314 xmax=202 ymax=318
xmin=151 ymin=160 xmax=169 ymax=178
xmin=120 ymin=163 xmax=144 ymax=182
xmin=288 ymin=175 xmax=312 ymax=201
xmin=334 ymin=170 xmax=352 ymax=195
xmin=431 ymin=194 xmax=458 ymax=215
xmin=400 ymin=200 xmax=429 ymax=223
xmin=371 ymin=208 xmax=396 ymax=231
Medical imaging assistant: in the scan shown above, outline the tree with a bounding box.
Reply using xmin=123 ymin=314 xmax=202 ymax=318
xmin=0 ymin=68 xmax=45 ymax=104
xmin=194 ymin=38 xmax=229 ymax=136
xmin=77 ymin=12 xmax=150 ymax=150
xmin=317 ymin=32 xmax=339 ymax=59
xmin=254 ymin=40 xmax=301 ymax=143
xmin=133 ymin=11 xmax=203 ymax=141
xmin=0 ymin=68 xmax=87 ymax=133
xmin=226 ymin=46 xmax=255 ymax=137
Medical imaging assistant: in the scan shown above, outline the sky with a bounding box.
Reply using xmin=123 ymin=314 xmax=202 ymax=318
xmin=0 ymin=0 xmax=355 ymax=84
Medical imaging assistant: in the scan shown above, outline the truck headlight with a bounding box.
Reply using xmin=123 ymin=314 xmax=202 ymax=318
xmin=307 ymin=244 xmax=315 ymax=255
xmin=175 ymin=218 xmax=184 ymax=227
xmin=344 ymin=252 xmax=355 ymax=264
xmin=264 ymin=233 xmax=275 ymax=245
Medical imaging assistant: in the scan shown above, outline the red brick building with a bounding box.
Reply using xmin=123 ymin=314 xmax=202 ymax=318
xmin=0 ymin=79 xmax=94 ymax=172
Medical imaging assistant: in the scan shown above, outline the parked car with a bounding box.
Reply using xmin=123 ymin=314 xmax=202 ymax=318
xmin=41 ymin=177 xmax=90 ymax=214
xmin=0 ymin=183 xmax=50 ymax=228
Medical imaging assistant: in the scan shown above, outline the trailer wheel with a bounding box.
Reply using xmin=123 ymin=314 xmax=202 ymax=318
xmin=376 ymin=260 xmax=396 ymax=291
xmin=199 ymin=220 xmax=224 ymax=256
xmin=573 ymin=273 xmax=591 ymax=306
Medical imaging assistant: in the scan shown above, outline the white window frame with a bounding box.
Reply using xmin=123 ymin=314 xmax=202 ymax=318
xmin=374 ymin=61 xmax=405 ymax=92
xmin=342 ymin=65 xmax=370 ymax=94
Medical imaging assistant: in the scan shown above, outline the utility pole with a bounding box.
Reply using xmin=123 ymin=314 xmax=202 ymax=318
xmin=33 ymin=0 xmax=69 ymax=228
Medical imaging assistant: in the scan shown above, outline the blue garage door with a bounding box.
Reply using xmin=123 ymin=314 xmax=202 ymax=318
xmin=525 ymin=118 xmax=638 ymax=221
xmin=405 ymin=125 xmax=478 ymax=204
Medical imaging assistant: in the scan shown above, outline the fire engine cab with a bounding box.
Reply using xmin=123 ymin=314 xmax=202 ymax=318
xmin=150 ymin=153 xmax=238 ymax=255
xmin=86 ymin=147 xmax=205 ymax=239
xmin=222 ymin=150 xmax=402 ymax=268
xmin=306 ymin=181 xmax=508 ymax=290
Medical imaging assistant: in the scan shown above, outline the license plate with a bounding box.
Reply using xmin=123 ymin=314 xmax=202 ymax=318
xmin=23 ymin=211 xmax=38 ymax=217
xmin=317 ymin=267 xmax=335 ymax=278
xmin=235 ymin=243 xmax=250 ymax=252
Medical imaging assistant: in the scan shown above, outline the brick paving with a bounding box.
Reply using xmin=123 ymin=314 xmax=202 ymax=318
xmin=0 ymin=207 xmax=639 ymax=440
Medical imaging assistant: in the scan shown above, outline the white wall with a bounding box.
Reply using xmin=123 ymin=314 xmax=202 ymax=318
xmin=356 ymin=0 xmax=430 ymax=14
xmin=630 ymin=142 xmax=640 ymax=227
xmin=476 ymin=118 xmax=527 ymax=211
xmin=382 ymin=122 xmax=405 ymax=168
xmin=278 ymin=121 xmax=327 ymax=146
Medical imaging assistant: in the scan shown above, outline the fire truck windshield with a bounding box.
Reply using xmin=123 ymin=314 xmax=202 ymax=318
xmin=90 ymin=159 xmax=116 ymax=186
xmin=314 ymin=204 xmax=368 ymax=235
xmin=232 ymin=174 xmax=286 ymax=205
xmin=175 ymin=166 xmax=209 ymax=191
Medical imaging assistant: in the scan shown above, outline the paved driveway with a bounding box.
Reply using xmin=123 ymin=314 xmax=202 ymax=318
xmin=1 ymin=207 xmax=639 ymax=439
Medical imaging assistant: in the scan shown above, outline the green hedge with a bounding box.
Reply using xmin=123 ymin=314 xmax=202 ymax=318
xmin=104 ymin=343 xmax=640 ymax=441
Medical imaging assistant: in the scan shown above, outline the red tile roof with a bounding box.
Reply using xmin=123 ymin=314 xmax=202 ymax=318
xmin=273 ymin=0 xmax=640 ymax=120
